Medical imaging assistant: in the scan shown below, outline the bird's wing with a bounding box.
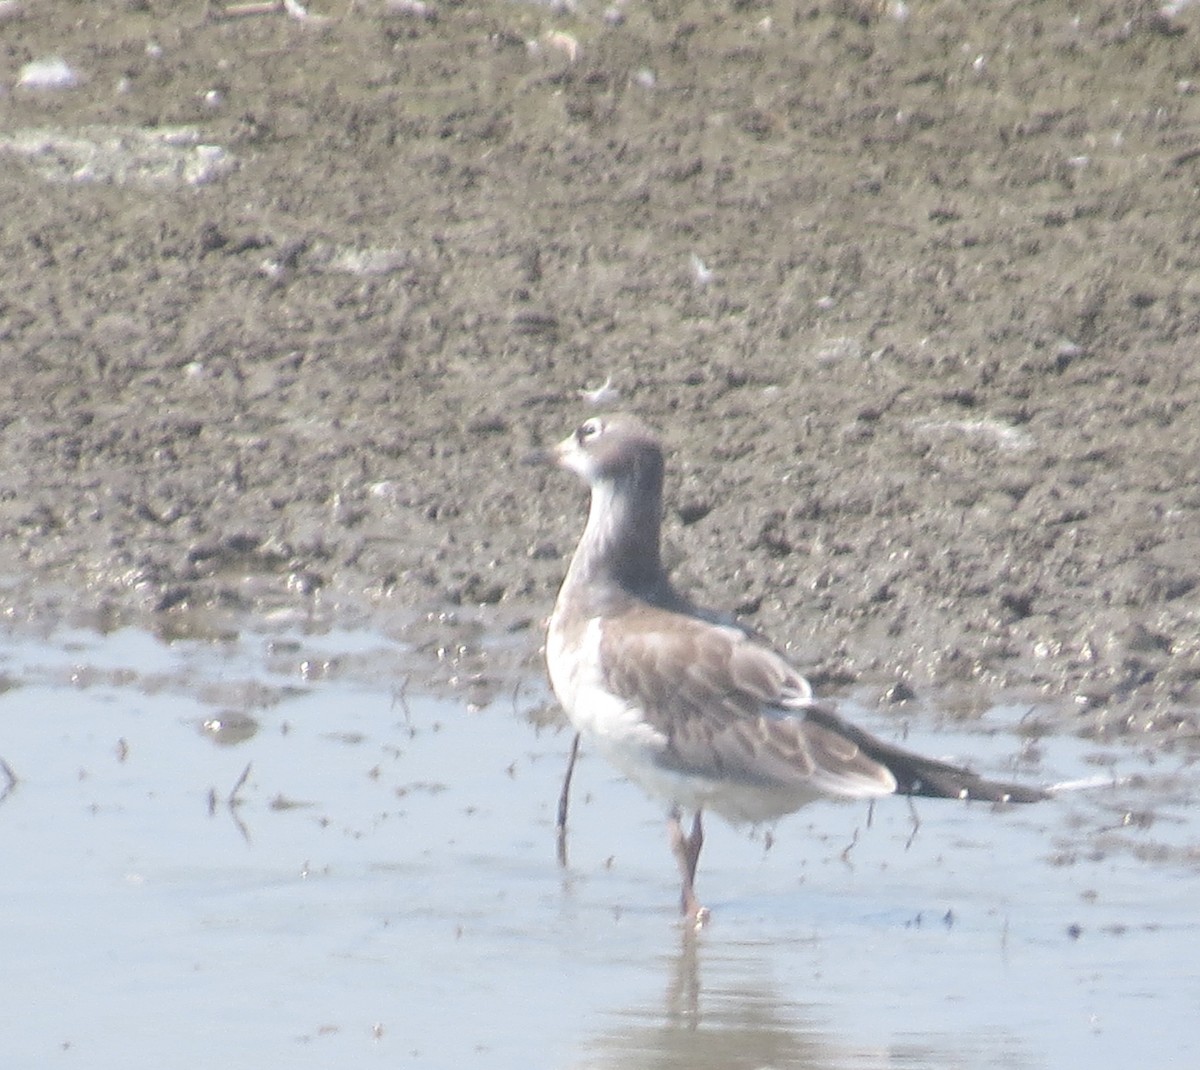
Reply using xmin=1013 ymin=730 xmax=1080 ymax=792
xmin=598 ymin=606 xmax=1046 ymax=804
xmin=598 ymin=607 xmax=894 ymax=798
xmin=801 ymin=704 xmax=1049 ymax=803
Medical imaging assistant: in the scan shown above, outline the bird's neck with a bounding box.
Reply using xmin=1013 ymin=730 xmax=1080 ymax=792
xmin=560 ymin=471 xmax=674 ymax=609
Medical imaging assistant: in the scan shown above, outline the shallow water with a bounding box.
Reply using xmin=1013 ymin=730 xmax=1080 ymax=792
xmin=0 ymin=625 xmax=1196 ymax=1068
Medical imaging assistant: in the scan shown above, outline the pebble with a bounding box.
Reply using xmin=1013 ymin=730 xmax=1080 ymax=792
xmin=18 ymin=57 xmax=80 ymax=90
xmin=384 ymin=0 xmax=436 ymax=19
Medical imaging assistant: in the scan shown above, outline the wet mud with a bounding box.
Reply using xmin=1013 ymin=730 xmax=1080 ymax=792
xmin=3 ymin=0 xmax=1200 ymax=739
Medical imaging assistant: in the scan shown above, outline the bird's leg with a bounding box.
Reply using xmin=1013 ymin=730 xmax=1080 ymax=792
xmin=555 ymin=732 xmax=581 ymax=867
xmin=668 ymin=807 xmax=708 ymax=923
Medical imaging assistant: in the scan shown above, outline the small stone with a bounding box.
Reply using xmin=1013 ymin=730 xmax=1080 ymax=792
xmin=18 ymin=57 xmax=79 ymax=90
xmin=884 ymin=681 xmax=916 ymax=703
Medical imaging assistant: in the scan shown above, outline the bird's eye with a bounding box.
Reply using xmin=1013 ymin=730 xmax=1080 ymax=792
xmin=576 ymin=418 xmax=602 ymax=444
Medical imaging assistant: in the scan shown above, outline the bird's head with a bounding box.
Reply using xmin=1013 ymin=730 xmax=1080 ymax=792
xmin=543 ymin=413 xmax=665 ymax=490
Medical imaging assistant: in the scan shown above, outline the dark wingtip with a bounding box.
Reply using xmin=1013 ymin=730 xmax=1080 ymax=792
xmin=902 ymin=772 xmax=1046 ymax=806
xmin=801 ymin=703 xmax=1049 ymax=805
xmin=896 ymin=766 xmax=1049 ymax=804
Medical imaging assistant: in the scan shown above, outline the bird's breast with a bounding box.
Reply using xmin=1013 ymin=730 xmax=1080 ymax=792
xmin=547 ymin=614 xmax=667 ymax=753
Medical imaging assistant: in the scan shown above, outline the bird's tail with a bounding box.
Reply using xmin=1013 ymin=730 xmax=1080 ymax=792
xmin=803 ymin=705 xmax=1049 ymax=804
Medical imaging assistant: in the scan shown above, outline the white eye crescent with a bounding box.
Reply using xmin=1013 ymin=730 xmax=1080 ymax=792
xmin=576 ymin=418 xmax=603 ymax=444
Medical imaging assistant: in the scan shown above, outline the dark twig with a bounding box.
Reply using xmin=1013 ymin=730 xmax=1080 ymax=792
xmin=226 ymin=762 xmax=253 ymax=842
xmin=840 ymin=826 xmax=859 ymax=865
xmin=393 ymin=674 xmax=413 ymax=728
xmin=904 ymin=795 xmax=922 ymax=850
xmin=228 ymin=761 xmax=252 ymax=808
xmin=0 ymin=756 xmax=17 ymax=806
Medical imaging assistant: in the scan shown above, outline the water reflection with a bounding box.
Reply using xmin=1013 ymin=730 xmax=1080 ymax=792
xmin=582 ymin=929 xmax=936 ymax=1070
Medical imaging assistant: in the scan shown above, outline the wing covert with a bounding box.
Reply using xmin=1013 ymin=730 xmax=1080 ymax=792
xmin=597 ymin=607 xmax=892 ymax=796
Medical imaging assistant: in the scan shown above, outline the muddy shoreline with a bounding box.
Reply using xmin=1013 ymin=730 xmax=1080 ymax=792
xmin=3 ymin=1 xmax=1200 ymax=740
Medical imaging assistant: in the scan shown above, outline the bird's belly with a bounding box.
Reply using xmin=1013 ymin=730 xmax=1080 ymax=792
xmin=602 ymin=747 xmax=829 ymax=824
xmin=561 ymin=685 xmax=833 ymax=823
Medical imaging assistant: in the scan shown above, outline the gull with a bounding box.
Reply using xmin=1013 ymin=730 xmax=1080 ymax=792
xmin=538 ymin=413 xmax=1046 ymax=922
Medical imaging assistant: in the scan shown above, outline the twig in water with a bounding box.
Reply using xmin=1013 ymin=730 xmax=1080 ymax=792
xmin=393 ymin=674 xmax=413 ymax=727
xmin=904 ymin=795 xmax=922 ymax=850
xmin=227 ymin=762 xmax=253 ymax=842
xmin=228 ymin=761 xmax=252 ymax=808
xmin=840 ymin=826 xmax=859 ymax=865
xmin=0 ymin=756 xmax=17 ymax=806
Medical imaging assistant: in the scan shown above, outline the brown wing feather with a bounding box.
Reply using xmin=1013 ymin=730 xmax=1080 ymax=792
xmin=598 ymin=605 xmax=1046 ymax=804
xmin=599 ymin=607 xmax=895 ymax=796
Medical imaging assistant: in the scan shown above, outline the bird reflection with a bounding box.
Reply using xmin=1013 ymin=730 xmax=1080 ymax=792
xmin=579 ymin=928 xmax=931 ymax=1070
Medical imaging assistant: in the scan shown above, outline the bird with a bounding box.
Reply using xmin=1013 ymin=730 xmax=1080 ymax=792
xmin=538 ymin=412 xmax=1047 ymax=922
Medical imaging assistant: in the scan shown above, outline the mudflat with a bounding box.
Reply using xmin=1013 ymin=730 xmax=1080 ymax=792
xmin=3 ymin=0 xmax=1199 ymax=739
